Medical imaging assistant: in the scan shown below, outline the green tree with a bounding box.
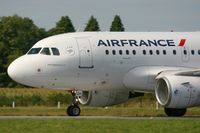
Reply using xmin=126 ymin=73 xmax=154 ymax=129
xmin=84 ymin=16 xmax=100 ymax=31
xmin=48 ymin=16 xmax=75 ymax=36
xmin=110 ymin=15 xmax=125 ymax=31
xmin=0 ymin=15 xmax=47 ymax=87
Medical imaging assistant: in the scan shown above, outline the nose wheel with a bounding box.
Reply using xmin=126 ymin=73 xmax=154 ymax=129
xmin=66 ymin=91 xmax=81 ymax=116
xmin=67 ymin=104 xmax=81 ymax=116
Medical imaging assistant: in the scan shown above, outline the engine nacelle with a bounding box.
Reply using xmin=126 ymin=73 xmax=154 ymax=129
xmin=77 ymin=90 xmax=129 ymax=107
xmin=155 ymin=76 xmax=200 ymax=108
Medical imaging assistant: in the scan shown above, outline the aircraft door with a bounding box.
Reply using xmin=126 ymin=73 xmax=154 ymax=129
xmin=181 ymin=47 xmax=190 ymax=62
xmin=76 ymin=38 xmax=93 ymax=69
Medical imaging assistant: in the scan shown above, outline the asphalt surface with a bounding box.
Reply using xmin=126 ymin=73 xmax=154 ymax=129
xmin=0 ymin=116 xmax=199 ymax=120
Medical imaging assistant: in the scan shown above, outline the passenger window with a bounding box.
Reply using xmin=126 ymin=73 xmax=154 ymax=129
xmin=27 ymin=48 xmax=42 ymax=54
xmin=126 ymin=50 xmax=129 ymax=55
xmin=198 ymin=50 xmax=200 ymax=55
xmin=183 ymin=50 xmax=187 ymax=55
xmin=132 ymin=50 xmax=136 ymax=55
xmin=40 ymin=48 xmax=51 ymax=55
xmin=156 ymin=50 xmax=160 ymax=55
xmin=105 ymin=50 xmax=109 ymax=55
xmin=51 ymin=48 xmax=60 ymax=55
xmin=149 ymin=50 xmax=153 ymax=55
xmin=163 ymin=50 xmax=166 ymax=55
xmin=143 ymin=50 xmax=146 ymax=55
xmin=119 ymin=50 xmax=123 ymax=55
xmin=173 ymin=50 xmax=176 ymax=55
xmin=191 ymin=50 xmax=195 ymax=55
xmin=112 ymin=50 xmax=116 ymax=55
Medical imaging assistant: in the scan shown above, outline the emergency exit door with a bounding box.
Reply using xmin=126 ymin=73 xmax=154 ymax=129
xmin=76 ymin=38 xmax=93 ymax=68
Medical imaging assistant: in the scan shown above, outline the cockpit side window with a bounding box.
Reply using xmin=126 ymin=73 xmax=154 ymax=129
xmin=40 ymin=47 xmax=51 ymax=55
xmin=27 ymin=48 xmax=42 ymax=55
xmin=51 ymin=48 xmax=60 ymax=55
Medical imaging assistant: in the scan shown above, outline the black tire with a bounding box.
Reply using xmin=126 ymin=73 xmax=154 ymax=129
xmin=66 ymin=105 xmax=81 ymax=116
xmin=165 ymin=108 xmax=187 ymax=117
xmin=71 ymin=105 xmax=81 ymax=116
xmin=66 ymin=105 xmax=73 ymax=116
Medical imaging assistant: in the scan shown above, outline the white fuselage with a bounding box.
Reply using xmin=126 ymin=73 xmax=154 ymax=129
xmin=7 ymin=32 xmax=200 ymax=92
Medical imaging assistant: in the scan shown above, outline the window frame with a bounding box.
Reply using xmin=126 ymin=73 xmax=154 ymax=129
xmin=119 ymin=50 xmax=123 ymax=55
xmin=163 ymin=50 xmax=166 ymax=55
xmin=112 ymin=50 xmax=116 ymax=55
xmin=51 ymin=47 xmax=60 ymax=56
xmin=191 ymin=50 xmax=195 ymax=55
xmin=149 ymin=50 xmax=153 ymax=55
xmin=105 ymin=50 xmax=109 ymax=55
xmin=143 ymin=50 xmax=146 ymax=55
xmin=132 ymin=50 xmax=136 ymax=55
xmin=156 ymin=50 xmax=160 ymax=55
xmin=40 ymin=47 xmax=51 ymax=55
xmin=27 ymin=48 xmax=42 ymax=55
xmin=126 ymin=50 xmax=129 ymax=55
xmin=173 ymin=50 xmax=177 ymax=55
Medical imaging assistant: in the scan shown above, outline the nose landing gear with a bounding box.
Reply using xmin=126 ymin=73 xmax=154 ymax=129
xmin=66 ymin=91 xmax=81 ymax=116
xmin=67 ymin=104 xmax=81 ymax=116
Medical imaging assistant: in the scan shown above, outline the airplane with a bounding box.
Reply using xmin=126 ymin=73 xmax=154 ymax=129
xmin=7 ymin=32 xmax=200 ymax=116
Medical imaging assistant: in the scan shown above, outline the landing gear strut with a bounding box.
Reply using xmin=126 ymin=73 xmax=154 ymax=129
xmin=165 ymin=107 xmax=187 ymax=117
xmin=67 ymin=91 xmax=81 ymax=116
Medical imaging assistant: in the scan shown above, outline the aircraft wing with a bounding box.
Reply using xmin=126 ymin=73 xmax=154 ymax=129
xmin=175 ymin=69 xmax=200 ymax=77
xmin=156 ymin=68 xmax=200 ymax=79
xmin=123 ymin=66 xmax=192 ymax=91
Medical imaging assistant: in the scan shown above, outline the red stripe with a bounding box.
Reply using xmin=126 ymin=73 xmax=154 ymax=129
xmin=179 ymin=39 xmax=186 ymax=47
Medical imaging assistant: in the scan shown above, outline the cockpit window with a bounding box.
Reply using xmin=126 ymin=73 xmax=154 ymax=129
xmin=51 ymin=48 xmax=60 ymax=55
xmin=27 ymin=48 xmax=42 ymax=54
xmin=40 ymin=47 xmax=51 ymax=55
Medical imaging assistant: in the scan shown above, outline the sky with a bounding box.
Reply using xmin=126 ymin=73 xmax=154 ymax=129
xmin=0 ymin=0 xmax=200 ymax=31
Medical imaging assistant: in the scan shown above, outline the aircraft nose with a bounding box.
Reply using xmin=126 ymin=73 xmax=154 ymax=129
xmin=8 ymin=58 xmax=24 ymax=83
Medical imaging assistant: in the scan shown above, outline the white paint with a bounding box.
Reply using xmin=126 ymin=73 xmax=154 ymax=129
xmin=7 ymin=32 xmax=200 ymax=110
xmin=12 ymin=101 xmax=15 ymax=109
xmin=58 ymin=101 xmax=60 ymax=109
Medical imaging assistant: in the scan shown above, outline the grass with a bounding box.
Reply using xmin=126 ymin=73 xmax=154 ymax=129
xmin=0 ymin=106 xmax=200 ymax=117
xmin=0 ymin=88 xmax=72 ymax=106
xmin=0 ymin=88 xmax=200 ymax=133
xmin=0 ymin=88 xmax=68 ymax=96
xmin=0 ymin=88 xmax=200 ymax=117
xmin=0 ymin=106 xmax=163 ymax=116
xmin=0 ymin=118 xmax=199 ymax=133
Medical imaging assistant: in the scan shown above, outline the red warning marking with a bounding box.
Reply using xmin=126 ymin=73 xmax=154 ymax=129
xmin=179 ymin=39 xmax=186 ymax=47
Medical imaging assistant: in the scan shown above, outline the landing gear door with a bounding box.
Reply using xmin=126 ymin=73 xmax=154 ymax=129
xmin=76 ymin=38 xmax=93 ymax=69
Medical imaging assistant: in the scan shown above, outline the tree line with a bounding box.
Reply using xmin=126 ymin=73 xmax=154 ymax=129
xmin=0 ymin=15 xmax=125 ymax=87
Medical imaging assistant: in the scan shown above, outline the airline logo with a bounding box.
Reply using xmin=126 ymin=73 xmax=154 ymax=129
xmin=179 ymin=39 xmax=186 ymax=47
xmin=98 ymin=39 xmax=186 ymax=47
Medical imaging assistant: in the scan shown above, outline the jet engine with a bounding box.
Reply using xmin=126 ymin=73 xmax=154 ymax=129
xmin=155 ymin=75 xmax=200 ymax=108
xmin=77 ymin=90 xmax=130 ymax=106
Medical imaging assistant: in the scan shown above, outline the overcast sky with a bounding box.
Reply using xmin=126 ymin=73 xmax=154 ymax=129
xmin=0 ymin=0 xmax=200 ymax=31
